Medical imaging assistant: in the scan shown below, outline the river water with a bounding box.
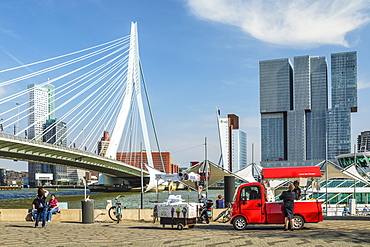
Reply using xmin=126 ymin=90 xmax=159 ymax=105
xmin=0 ymin=188 xmax=224 ymax=209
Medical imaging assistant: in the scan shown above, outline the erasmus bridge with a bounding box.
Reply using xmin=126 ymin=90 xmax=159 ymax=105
xmin=0 ymin=23 xmax=162 ymax=187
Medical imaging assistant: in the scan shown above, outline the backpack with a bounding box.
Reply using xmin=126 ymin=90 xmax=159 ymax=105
xmin=33 ymin=195 xmax=46 ymax=210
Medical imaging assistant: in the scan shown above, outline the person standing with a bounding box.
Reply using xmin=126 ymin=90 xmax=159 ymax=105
xmin=32 ymin=188 xmax=49 ymax=228
xmin=216 ymin=195 xmax=225 ymax=209
xmin=47 ymin=194 xmax=59 ymax=222
xmin=292 ymin=180 xmax=302 ymax=200
xmin=279 ymin=184 xmax=295 ymax=231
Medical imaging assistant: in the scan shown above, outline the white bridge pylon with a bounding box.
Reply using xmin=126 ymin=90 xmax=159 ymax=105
xmin=105 ymin=22 xmax=153 ymax=166
xmin=101 ymin=23 xmax=154 ymax=184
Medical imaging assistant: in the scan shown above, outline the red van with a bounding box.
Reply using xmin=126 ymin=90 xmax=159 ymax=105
xmin=230 ymin=166 xmax=324 ymax=230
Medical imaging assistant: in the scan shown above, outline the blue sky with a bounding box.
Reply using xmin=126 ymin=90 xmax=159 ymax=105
xmin=1 ymin=0 xmax=370 ymax=171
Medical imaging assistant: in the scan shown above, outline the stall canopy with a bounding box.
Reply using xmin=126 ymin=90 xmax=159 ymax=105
xmin=145 ymin=164 xmax=166 ymax=192
xmin=262 ymin=166 xmax=322 ymax=179
xmin=317 ymin=161 xmax=370 ymax=185
xmin=182 ymin=160 xmax=247 ymax=190
xmin=234 ymin=163 xmax=262 ymax=182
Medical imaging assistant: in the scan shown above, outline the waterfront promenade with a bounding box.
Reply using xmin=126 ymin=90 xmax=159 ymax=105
xmin=0 ymin=217 xmax=369 ymax=247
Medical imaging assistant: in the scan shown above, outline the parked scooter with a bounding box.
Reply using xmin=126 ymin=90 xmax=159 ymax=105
xmin=198 ymin=199 xmax=213 ymax=224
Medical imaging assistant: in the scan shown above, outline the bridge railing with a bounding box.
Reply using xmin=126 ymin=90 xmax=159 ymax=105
xmin=0 ymin=132 xmax=103 ymax=159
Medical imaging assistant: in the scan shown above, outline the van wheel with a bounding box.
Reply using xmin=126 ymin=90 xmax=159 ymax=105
xmin=233 ymin=216 xmax=247 ymax=230
xmin=293 ymin=215 xmax=304 ymax=230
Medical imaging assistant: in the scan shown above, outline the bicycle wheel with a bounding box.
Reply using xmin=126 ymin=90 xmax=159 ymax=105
xmin=108 ymin=206 xmax=117 ymax=221
xmin=214 ymin=210 xmax=226 ymax=222
xmin=222 ymin=211 xmax=231 ymax=223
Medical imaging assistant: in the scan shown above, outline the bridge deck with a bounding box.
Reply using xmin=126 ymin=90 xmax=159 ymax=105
xmin=0 ymin=133 xmax=149 ymax=178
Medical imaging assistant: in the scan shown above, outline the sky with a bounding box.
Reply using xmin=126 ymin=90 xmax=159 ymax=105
xmin=1 ymin=0 xmax=370 ymax=172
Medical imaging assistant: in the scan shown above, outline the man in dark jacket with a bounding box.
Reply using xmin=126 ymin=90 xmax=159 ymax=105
xmin=292 ymin=180 xmax=302 ymax=200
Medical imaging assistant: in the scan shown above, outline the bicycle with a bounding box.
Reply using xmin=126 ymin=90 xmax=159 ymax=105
xmin=213 ymin=202 xmax=232 ymax=223
xmin=152 ymin=204 xmax=159 ymax=223
xmin=149 ymin=200 xmax=159 ymax=223
xmin=108 ymin=195 xmax=125 ymax=223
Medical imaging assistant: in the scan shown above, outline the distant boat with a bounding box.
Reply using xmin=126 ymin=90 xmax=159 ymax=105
xmin=88 ymin=184 xmax=132 ymax=192
xmin=0 ymin=186 xmax=22 ymax=190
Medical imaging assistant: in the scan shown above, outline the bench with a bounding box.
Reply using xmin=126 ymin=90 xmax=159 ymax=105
xmin=58 ymin=202 xmax=69 ymax=209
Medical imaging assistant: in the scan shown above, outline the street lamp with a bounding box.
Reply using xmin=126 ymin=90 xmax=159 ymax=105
xmin=16 ymin=103 xmax=20 ymax=135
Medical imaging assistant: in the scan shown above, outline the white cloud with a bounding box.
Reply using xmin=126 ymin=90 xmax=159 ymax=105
xmin=187 ymin=0 xmax=370 ymax=47
xmin=0 ymin=86 xmax=7 ymax=97
xmin=358 ymin=79 xmax=370 ymax=89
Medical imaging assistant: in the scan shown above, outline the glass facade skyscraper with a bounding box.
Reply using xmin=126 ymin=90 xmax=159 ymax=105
xmin=260 ymin=59 xmax=292 ymax=162
xmin=327 ymin=51 xmax=357 ymax=159
xmin=260 ymin=52 xmax=356 ymax=167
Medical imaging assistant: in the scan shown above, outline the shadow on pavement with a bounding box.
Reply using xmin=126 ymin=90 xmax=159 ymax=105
xmin=6 ymin=224 xmax=36 ymax=228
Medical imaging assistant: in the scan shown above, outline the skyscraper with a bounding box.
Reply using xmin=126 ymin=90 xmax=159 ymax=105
xmin=260 ymin=52 xmax=355 ymax=167
xmin=27 ymin=84 xmax=54 ymax=140
xmin=27 ymin=83 xmax=84 ymax=186
xmin=28 ymin=84 xmax=55 ymax=186
xmin=43 ymin=119 xmax=68 ymax=183
xmin=260 ymin=58 xmax=292 ymax=162
xmin=217 ymin=112 xmax=247 ymax=171
xmin=327 ymin=51 xmax=357 ymax=159
xmin=357 ymin=131 xmax=370 ymax=152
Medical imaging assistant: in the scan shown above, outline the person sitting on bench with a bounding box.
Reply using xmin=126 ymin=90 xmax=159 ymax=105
xmin=47 ymin=194 xmax=59 ymax=222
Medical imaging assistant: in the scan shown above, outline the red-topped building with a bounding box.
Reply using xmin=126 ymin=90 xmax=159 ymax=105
xmin=116 ymin=152 xmax=179 ymax=174
xmin=98 ymin=131 xmax=110 ymax=156
xmin=97 ymin=131 xmax=179 ymax=174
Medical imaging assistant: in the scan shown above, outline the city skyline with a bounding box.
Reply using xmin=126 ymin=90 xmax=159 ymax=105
xmin=260 ymin=52 xmax=357 ymax=168
xmin=1 ymin=1 xmax=370 ymax=171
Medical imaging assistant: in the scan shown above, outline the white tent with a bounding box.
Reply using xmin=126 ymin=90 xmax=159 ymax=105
xmin=235 ymin=163 xmax=262 ymax=183
xmin=181 ymin=160 xmax=247 ymax=189
xmin=318 ymin=161 xmax=370 ymax=185
xmin=145 ymin=164 xmax=166 ymax=192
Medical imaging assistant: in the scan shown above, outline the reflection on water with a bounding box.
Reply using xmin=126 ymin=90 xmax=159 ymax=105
xmin=0 ymin=188 xmax=224 ymax=209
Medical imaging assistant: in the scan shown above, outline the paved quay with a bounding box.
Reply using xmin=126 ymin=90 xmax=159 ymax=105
xmin=1 ymin=217 xmax=369 ymax=247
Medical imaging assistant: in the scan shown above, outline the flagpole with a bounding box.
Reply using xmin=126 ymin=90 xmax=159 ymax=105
xmin=205 ymin=137 xmax=208 ymax=199
xmin=354 ymin=145 xmax=356 ymax=201
xmin=325 ymin=139 xmax=328 ymax=216
xmin=140 ymin=142 xmax=144 ymax=210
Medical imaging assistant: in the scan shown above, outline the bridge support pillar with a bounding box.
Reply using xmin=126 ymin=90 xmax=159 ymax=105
xmin=98 ymin=174 xmax=128 ymax=185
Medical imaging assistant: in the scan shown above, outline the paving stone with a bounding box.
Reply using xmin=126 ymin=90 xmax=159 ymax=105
xmin=0 ymin=218 xmax=370 ymax=246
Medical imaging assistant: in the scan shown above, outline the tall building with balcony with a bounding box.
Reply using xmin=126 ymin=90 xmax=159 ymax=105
xmin=259 ymin=52 xmax=356 ymax=167
xmin=217 ymin=112 xmax=247 ymax=171
xmin=98 ymin=131 xmax=111 ymax=156
xmin=27 ymin=84 xmax=55 ymax=186
xmin=357 ymin=131 xmax=370 ymax=152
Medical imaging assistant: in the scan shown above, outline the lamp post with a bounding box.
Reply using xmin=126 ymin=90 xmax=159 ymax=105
xmin=140 ymin=142 xmax=144 ymax=210
xmin=16 ymin=103 xmax=20 ymax=135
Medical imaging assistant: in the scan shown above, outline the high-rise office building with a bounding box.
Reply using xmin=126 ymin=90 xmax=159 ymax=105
xmin=42 ymin=119 xmax=69 ymax=183
xmin=260 ymin=52 xmax=356 ymax=167
xmin=232 ymin=129 xmax=248 ymax=171
xmin=357 ymin=131 xmax=370 ymax=152
xmin=327 ymin=51 xmax=357 ymax=159
xmin=27 ymin=84 xmax=54 ymax=140
xmin=28 ymin=84 xmax=84 ymax=186
xmin=28 ymin=84 xmax=55 ymax=186
xmin=260 ymin=58 xmax=292 ymax=162
xmin=217 ymin=112 xmax=247 ymax=171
